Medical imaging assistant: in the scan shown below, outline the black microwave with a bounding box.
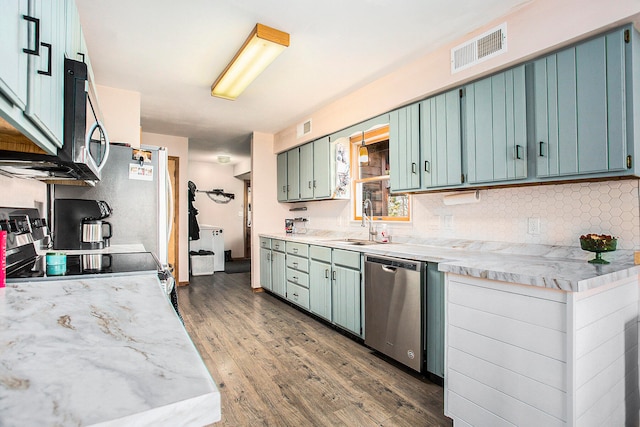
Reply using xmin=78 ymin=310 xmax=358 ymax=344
xmin=0 ymin=58 xmax=110 ymax=182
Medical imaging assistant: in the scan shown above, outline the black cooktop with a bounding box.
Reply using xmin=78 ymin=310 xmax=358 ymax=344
xmin=7 ymin=252 xmax=160 ymax=282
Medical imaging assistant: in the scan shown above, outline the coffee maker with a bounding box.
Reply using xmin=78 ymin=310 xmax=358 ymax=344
xmin=53 ymin=199 xmax=113 ymax=250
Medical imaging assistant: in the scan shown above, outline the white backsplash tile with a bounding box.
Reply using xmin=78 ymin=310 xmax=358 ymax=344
xmin=303 ymin=180 xmax=640 ymax=250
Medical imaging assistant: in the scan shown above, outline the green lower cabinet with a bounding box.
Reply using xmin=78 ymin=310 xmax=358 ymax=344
xmin=425 ymin=263 xmax=445 ymax=378
xmin=309 ymin=257 xmax=332 ymax=321
xmin=331 ymin=263 xmax=362 ymax=336
xmin=259 ymin=247 xmax=272 ymax=291
xmin=271 ymin=250 xmax=286 ymax=297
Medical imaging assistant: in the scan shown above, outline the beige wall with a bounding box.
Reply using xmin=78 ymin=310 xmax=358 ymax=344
xmin=273 ymin=0 xmax=640 ymax=153
xmin=188 ymin=161 xmax=246 ymax=259
xmin=250 ymin=132 xmax=290 ymax=288
xmin=97 ymin=84 xmax=141 ymax=148
xmin=0 ymin=175 xmax=47 ymax=213
xmin=141 ymin=132 xmax=189 ymax=283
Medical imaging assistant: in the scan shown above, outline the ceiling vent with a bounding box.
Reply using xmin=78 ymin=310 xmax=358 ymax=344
xmin=451 ymin=23 xmax=507 ymax=74
xmin=297 ymin=119 xmax=312 ymax=138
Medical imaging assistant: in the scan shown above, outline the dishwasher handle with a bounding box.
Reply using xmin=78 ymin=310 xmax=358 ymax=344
xmin=382 ymin=266 xmax=397 ymax=273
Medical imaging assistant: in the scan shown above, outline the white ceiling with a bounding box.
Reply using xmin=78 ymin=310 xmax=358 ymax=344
xmin=76 ymin=0 xmax=528 ymax=164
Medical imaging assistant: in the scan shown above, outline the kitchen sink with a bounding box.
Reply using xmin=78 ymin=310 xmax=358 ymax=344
xmin=329 ymin=239 xmax=379 ymax=246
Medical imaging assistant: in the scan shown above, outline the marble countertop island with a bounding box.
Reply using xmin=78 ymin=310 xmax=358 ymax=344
xmin=0 ymin=273 xmax=220 ymax=426
xmin=260 ymin=232 xmax=640 ymax=292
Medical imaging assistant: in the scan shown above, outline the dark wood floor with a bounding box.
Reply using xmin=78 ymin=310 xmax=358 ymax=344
xmin=178 ymin=271 xmax=452 ymax=427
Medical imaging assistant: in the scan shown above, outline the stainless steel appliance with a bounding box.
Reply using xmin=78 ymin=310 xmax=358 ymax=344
xmin=53 ymin=199 xmax=112 ymax=250
xmin=0 ymin=207 xmax=50 ymax=273
xmin=364 ymin=255 xmax=424 ymax=372
xmin=53 ymin=144 xmax=173 ymax=266
xmin=0 ymin=58 xmax=110 ymax=182
xmin=81 ymin=219 xmax=112 ymax=249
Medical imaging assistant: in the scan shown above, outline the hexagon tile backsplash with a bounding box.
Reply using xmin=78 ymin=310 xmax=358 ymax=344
xmin=410 ymin=179 xmax=640 ymax=250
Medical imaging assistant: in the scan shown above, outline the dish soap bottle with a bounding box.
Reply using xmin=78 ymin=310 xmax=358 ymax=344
xmin=380 ymin=224 xmax=390 ymax=243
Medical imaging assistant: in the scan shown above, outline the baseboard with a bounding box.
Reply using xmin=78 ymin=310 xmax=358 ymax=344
xmin=252 ymin=287 xmax=264 ymax=293
xmin=178 ymin=281 xmax=190 ymax=287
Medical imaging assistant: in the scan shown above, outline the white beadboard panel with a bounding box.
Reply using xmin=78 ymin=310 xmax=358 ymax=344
xmin=448 ymin=370 xmax=565 ymax=427
xmin=447 ymin=390 xmax=516 ymax=427
xmin=599 ymin=389 xmax=640 ymax=427
xmin=449 ymin=347 xmax=566 ymax=420
xmin=449 ymin=325 xmax=566 ymax=391
xmin=448 ymin=275 xmax=567 ymax=302
xmin=448 ymin=302 xmax=566 ymax=360
xmin=576 ymin=346 xmax=638 ymax=417
xmin=576 ymin=370 xmax=639 ymax=427
xmin=575 ymin=278 xmax=638 ymax=329
xmin=576 ymin=302 xmax=638 ymax=358
xmin=448 ymin=280 xmax=566 ymax=331
xmin=576 ymin=325 xmax=637 ymax=387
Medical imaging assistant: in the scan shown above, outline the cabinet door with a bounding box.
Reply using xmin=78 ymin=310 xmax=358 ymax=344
xmin=299 ymin=142 xmax=314 ymax=200
xmin=286 ymin=148 xmax=300 ymax=201
xmin=25 ymin=0 xmax=65 ymax=148
xmin=420 ymin=89 xmax=463 ymax=188
xmin=0 ymin=0 xmax=29 ymax=109
xmin=277 ymin=152 xmax=288 ymax=202
xmin=64 ymin=0 xmax=87 ymax=62
xmin=534 ymin=30 xmax=627 ymax=177
xmin=332 ymin=265 xmax=361 ymax=336
xmin=259 ymin=248 xmax=272 ymax=291
xmin=389 ymin=103 xmax=420 ymax=191
xmin=309 ymin=258 xmax=332 ymax=321
xmin=426 ymin=263 xmax=444 ymax=378
xmin=271 ymin=251 xmax=286 ymax=297
xmin=312 ymin=136 xmax=331 ymax=199
xmin=465 ymin=65 xmax=527 ymax=183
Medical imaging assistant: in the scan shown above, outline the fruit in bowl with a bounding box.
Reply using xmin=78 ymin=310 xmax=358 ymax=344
xmin=579 ymin=234 xmax=617 ymax=264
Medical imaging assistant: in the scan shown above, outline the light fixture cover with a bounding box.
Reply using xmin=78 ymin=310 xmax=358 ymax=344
xmin=211 ymin=23 xmax=290 ymax=100
xmin=217 ymin=155 xmax=231 ymax=163
xmin=358 ymin=132 xmax=369 ymax=165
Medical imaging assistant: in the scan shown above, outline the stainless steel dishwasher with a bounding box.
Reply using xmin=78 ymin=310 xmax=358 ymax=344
xmin=364 ymin=255 xmax=424 ymax=372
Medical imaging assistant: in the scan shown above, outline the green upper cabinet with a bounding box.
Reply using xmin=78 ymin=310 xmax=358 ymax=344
xmin=312 ymin=136 xmax=331 ymax=199
xmin=534 ymin=28 xmax=629 ymax=177
xmin=464 ymin=65 xmax=527 ymax=184
xmin=25 ymin=0 xmax=66 ymax=149
xmin=389 ymin=103 xmax=421 ymax=191
xmin=420 ymin=89 xmax=463 ymax=188
xmin=0 ymin=0 xmax=65 ymax=153
xmin=299 ymin=142 xmax=314 ymax=200
xmin=276 ymin=152 xmax=288 ymax=202
xmin=0 ymin=0 xmax=29 ymax=110
xmin=287 ymin=147 xmax=300 ymax=201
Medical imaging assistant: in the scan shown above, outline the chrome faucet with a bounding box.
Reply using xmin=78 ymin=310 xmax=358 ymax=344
xmin=362 ymin=198 xmax=375 ymax=241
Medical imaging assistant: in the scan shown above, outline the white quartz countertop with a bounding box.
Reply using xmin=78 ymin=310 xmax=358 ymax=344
xmin=0 ymin=274 xmax=220 ymax=426
xmin=260 ymin=232 xmax=640 ymax=292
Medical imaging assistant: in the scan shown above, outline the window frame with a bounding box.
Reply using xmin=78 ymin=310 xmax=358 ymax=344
xmin=350 ymin=125 xmax=411 ymax=222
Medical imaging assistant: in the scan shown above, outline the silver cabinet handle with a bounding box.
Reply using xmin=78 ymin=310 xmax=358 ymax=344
xmin=424 ymin=160 xmax=430 ymax=173
xmin=411 ymin=162 xmax=417 ymax=174
xmin=516 ymin=145 xmax=523 ymax=160
xmin=293 ymin=262 xmax=298 ymax=268
xmin=332 ymin=271 xmax=336 ymax=280
xmin=325 ymin=269 xmax=329 ymax=278
xmin=293 ymin=248 xmax=298 ymax=253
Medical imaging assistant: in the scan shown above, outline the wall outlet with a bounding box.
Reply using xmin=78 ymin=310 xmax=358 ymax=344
xmin=527 ymin=217 xmax=540 ymax=235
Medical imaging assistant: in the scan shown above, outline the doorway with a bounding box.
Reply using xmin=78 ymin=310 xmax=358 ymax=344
xmin=244 ymin=180 xmax=251 ymax=259
xmin=168 ymin=156 xmax=181 ymax=283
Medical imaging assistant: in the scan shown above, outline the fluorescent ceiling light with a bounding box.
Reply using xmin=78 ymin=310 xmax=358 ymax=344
xmin=211 ymin=23 xmax=290 ymax=100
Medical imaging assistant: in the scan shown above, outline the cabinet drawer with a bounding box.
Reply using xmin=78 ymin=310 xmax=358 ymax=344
xmin=286 ymin=254 xmax=309 ymax=273
xmin=286 ymin=241 xmax=309 ymax=257
xmin=259 ymin=237 xmax=271 ymax=249
xmin=272 ymin=239 xmax=286 ymax=252
xmin=286 ymin=282 xmax=310 ymax=310
xmin=333 ymin=249 xmax=361 ymax=269
xmin=286 ymin=268 xmax=309 ymax=288
xmin=310 ymin=245 xmax=332 ymax=263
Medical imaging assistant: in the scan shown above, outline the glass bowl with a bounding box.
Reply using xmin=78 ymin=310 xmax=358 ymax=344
xmin=579 ymin=235 xmax=617 ymax=264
